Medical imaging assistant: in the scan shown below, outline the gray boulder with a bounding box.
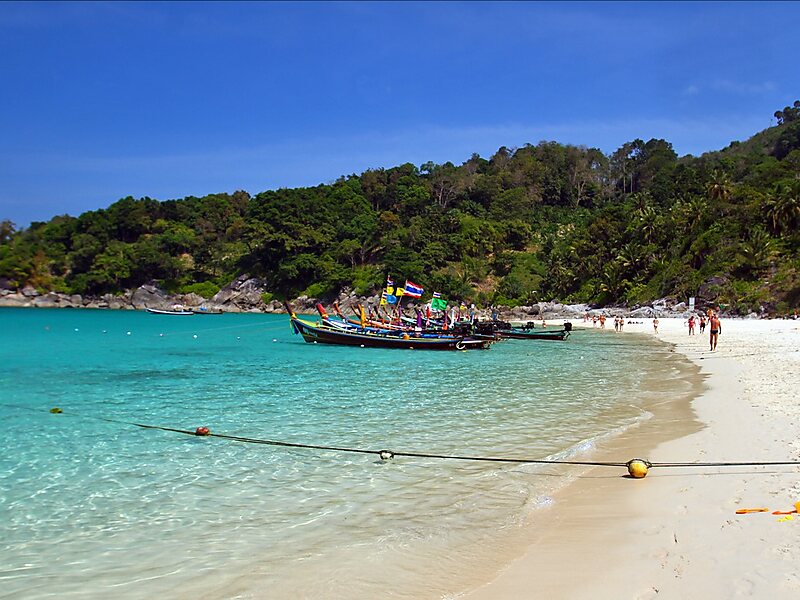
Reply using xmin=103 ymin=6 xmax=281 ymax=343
xmin=212 ymin=275 xmax=269 ymax=310
xmin=0 ymin=293 xmax=30 ymax=307
xmin=178 ymin=293 xmax=206 ymax=308
xmin=33 ymin=292 xmax=61 ymax=308
xmin=131 ymin=285 xmax=168 ymax=309
xmin=630 ymin=306 xmax=655 ymax=318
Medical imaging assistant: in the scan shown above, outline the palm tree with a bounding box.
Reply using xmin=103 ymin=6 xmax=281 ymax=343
xmin=739 ymin=226 xmax=774 ymax=273
xmin=766 ymin=182 xmax=800 ymax=234
xmin=706 ymin=170 xmax=733 ymax=204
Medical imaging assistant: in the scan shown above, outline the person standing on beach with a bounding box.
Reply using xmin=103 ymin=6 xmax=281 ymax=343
xmin=688 ymin=315 xmax=695 ymax=335
xmin=699 ymin=314 xmax=707 ymax=333
xmin=709 ymin=312 xmax=722 ymax=351
xmin=653 ymin=318 xmax=659 ymax=333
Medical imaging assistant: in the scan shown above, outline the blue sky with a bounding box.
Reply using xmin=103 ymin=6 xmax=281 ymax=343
xmin=1 ymin=1 xmax=798 ymax=226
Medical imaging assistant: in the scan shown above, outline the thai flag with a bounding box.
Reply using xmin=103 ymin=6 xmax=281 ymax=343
xmin=386 ymin=276 xmax=394 ymax=286
xmin=432 ymin=291 xmax=441 ymax=299
xmin=403 ymin=280 xmax=424 ymax=298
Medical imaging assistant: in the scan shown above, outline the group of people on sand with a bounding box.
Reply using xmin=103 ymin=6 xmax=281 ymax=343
xmin=652 ymin=310 xmax=722 ymax=351
xmin=584 ymin=310 xmax=721 ymax=351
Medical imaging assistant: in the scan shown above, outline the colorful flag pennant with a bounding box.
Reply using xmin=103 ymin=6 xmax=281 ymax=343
xmin=403 ymin=280 xmax=424 ymax=298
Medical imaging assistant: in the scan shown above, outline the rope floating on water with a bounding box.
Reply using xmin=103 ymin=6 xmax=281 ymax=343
xmin=4 ymin=404 xmax=800 ymax=477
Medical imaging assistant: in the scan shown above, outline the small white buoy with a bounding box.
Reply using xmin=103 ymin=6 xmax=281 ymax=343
xmin=159 ymin=333 xmax=164 ymax=337
xmin=102 ymin=330 xmax=107 ymax=334
xmin=272 ymin=338 xmax=277 ymax=342
xmin=193 ymin=334 xmax=198 ymax=339
xmin=236 ymin=336 xmax=240 ymax=340
xmin=74 ymin=328 xmax=79 ymax=332
xmin=360 ymin=344 xmax=365 ymax=348
xmin=126 ymin=331 xmax=131 ymax=336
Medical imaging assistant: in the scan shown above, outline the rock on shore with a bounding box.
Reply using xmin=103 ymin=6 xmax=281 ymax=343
xmin=0 ymin=280 xmax=760 ymax=319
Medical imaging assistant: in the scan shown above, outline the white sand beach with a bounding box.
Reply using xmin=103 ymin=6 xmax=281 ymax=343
xmin=466 ymin=317 xmax=800 ymax=599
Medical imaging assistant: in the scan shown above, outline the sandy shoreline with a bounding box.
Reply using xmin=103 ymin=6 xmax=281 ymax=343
xmin=464 ymin=317 xmax=800 ymax=599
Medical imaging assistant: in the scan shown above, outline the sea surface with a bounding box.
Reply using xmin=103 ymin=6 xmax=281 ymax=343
xmin=0 ymin=308 xmax=696 ymax=599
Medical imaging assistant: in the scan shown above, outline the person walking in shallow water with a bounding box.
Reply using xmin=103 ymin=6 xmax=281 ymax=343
xmin=709 ymin=312 xmax=722 ymax=351
xmin=653 ymin=318 xmax=659 ymax=333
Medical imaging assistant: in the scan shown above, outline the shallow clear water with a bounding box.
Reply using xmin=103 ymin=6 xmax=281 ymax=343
xmin=0 ymin=309 xmax=692 ymax=599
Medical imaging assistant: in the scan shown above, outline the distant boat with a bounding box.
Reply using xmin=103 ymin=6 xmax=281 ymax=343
xmin=146 ymin=306 xmax=195 ymax=316
xmin=492 ymin=320 xmax=572 ymax=341
xmin=192 ymin=307 xmax=223 ymax=315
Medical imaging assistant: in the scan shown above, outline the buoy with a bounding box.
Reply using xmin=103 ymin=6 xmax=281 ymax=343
xmin=272 ymin=338 xmax=277 ymax=342
xmin=50 ymin=407 xmax=63 ymax=414
xmin=126 ymin=331 xmax=131 ymax=336
xmin=195 ymin=427 xmax=210 ymax=436
xmin=193 ymin=334 xmax=198 ymax=339
xmin=626 ymin=459 xmax=651 ymax=478
xmin=74 ymin=328 xmax=79 ymax=332
xmin=379 ymin=450 xmax=394 ymax=460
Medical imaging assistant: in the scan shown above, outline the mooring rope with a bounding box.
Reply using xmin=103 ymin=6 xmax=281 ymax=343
xmin=154 ymin=320 xmax=289 ymax=338
xmin=3 ymin=403 xmax=800 ymax=474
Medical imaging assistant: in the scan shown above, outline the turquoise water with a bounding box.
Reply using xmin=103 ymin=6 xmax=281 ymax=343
xmin=0 ymin=308 xmax=692 ymax=599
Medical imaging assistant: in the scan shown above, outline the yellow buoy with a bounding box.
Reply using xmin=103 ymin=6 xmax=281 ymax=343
xmin=626 ymin=459 xmax=651 ymax=478
xmin=50 ymin=407 xmax=63 ymax=414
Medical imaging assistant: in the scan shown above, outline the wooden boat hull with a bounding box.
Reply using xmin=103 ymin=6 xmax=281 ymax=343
xmin=496 ymin=329 xmax=570 ymax=340
xmin=290 ymin=316 xmax=491 ymax=350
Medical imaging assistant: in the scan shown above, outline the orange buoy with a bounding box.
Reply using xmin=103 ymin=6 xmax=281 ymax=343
xmin=626 ymin=458 xmax=651 ymax=478
xmin=195 ymin=426 xmax=211 ymax=436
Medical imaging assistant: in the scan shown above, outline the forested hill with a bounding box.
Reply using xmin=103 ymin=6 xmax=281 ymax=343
xmin=2 ymin=103 xmax=799 ymax=314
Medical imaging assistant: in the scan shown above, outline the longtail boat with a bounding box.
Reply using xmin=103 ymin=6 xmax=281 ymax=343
xmin=492 ymin=320 xmax=572 ymax=341
xmin=286 ymin=304 xmax=492 ymax=350
xmin=146 ymin=306 xmax=195 ymax=316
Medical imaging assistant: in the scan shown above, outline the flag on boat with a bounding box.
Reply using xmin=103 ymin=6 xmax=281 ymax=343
xmin=359 ymin=304 xmax=367 ymax=328
xmin=381 ymin=290 xmax=397 ymax=305
xmin=385 ymin=285 xmax=394 ymax=295
xmin=403 ymin=280 xmax=424 ymax=298
xmin=431 ymin=292 xmax=447 ymax=311
xmin=395 ymin=287 xmax=405 ymax=298
xmin=386 ymin=276 xmax=394 ymax=287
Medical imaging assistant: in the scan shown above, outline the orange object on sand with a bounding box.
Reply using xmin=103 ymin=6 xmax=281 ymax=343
xmin=735 ymin=508 xmax=770 ymax=514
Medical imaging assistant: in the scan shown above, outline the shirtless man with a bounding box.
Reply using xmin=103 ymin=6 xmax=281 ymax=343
xmin=709 ymin=312 xmax=722 ymax=351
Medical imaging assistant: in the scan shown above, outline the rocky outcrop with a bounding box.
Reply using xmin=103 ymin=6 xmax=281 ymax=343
xmin=131 ymin=285 xmax=169 ymax=309
xmin=211 ymin=274 xmax=270 ymax=311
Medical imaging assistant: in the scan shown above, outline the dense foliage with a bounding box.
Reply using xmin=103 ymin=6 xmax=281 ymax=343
xmin=2 ymin=105 xmax=799 ymax=314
